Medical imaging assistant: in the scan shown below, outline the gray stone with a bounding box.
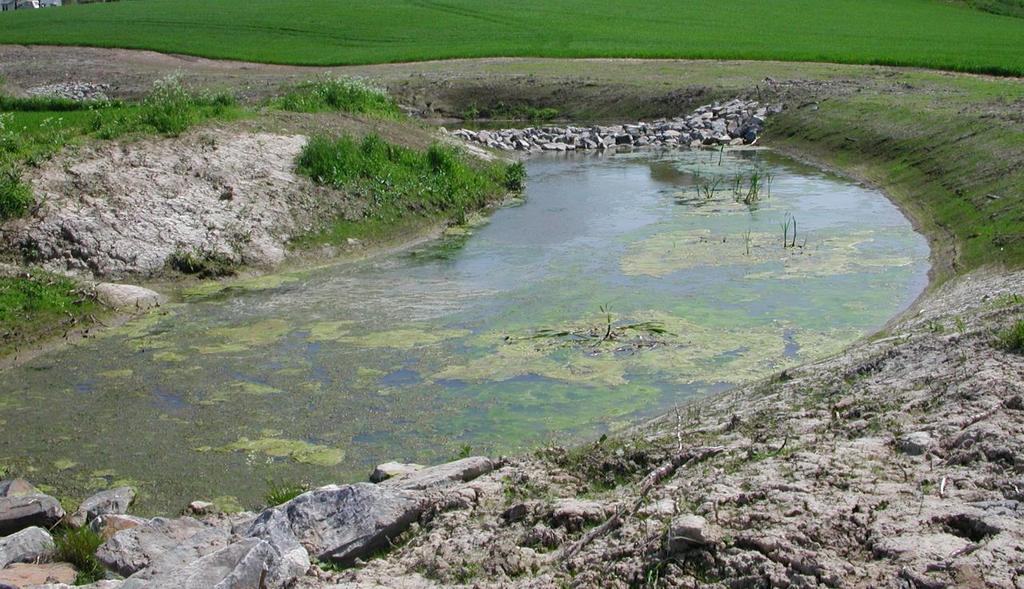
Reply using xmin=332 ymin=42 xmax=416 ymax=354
xmin=68 ymin=487 xmax=136 ymax=528
xmin=0 ymin=493 xmax=65 ymax=536
xmin=96 ymin=516 xmax=230 ymax=579
xmin=89 ymin=514 xmax=148 ymax=541
xmin=245 ymin=483 xmax=423 ymax=566
xmin=236 ymin=508 xmax=309 ymax=587
xmin=369 ymin=462 xmax=424 ymax=483
xmin=550 ymin=499 xmax=606 ymax=532
xmin=31 ymin=583 xmax=123 ymax=589
xmin=897 ymin=431 xmax=934 ymax=456
xmin=94 ymin=284 xmax=163 ymax=311
xmin=0 ymin=480 xmax=37 ymax=498
xmin=380 ymin=456 xmax=494 ymax=491
xmin=119 ymin=538 xmax=276 ymax=589
xmin=0 ymin=527 xmax=54 ymax=568
xmin=667 ymin=515 xmax=719 ymax=552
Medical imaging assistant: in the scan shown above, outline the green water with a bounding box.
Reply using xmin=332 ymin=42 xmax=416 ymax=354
xmin=0 ymin=148 xmax=929 ymax=513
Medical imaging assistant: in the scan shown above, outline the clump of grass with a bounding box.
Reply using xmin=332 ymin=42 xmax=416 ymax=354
xmin=167 ymin=250 xmax=237 ymax=279
xmin=995 ymin=320 xmax=1024 ymax=353
xmin=275 ymin=76 xmax=400 ymax=117
xmin=137 ymin=75 xmax=237 ymax=136
xmin=504 ymin=161 xmax=526 ymax=191
xmin=781 ymin=213 xmax=797 ymax=248
xmin=54 ymin=526 xmax=106 ymax=585
xmin=265 ymin=480 xmax=309 ymax=506
xmin=295 ymin=134 xmax=515 ymax=244
xmin=0 ymin=163 xmax=32 ymax=221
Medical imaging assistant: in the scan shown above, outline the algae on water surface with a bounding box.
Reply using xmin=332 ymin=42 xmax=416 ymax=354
xmin=0 ymin=149 xmax=929 ymax=513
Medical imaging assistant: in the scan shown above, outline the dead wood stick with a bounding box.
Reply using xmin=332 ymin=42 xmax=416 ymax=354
xmin=560 ymin=445 xmax=725 ymax=561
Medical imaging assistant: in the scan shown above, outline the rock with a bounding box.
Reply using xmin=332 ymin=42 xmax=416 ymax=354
xmin=96 ymin=516 xmax=230 ymax=579
xmin=0 ymin=481 xmax=37 ymax=498
xmin=0 ymin=493 xmax=65 ymax=536
xmin=90 ymin=514 xmax=148 ymax=541
xmin=897 ymin=431 xmax=934 ymax=456
xmin=369 ymin=462 xmax=424 ymax=484
xmin=119 ymin=538 xmax=276 ymax=589
xmin=550 ymin=499 xmax=606 ymax=532
xmin=502 ymin=503 xmax=529 ymax=524
xmin=0 ymin=527 xmax=54 ymax=568
xmin=244 ymin=483 xmax=423 ymax=566
xmin=872 ymin=533 xmax=970 ymax=562
xmin=667 ymin=515 xmax=719 ymax=552
xmin=0 ymin=563 xmax=76 ymax=588
xmin=235 ymin=508 xmax=309 ymax=587
xmin=68 ymin=487 xmax=136 ymax=528
xmin=30 ymin=582 xmax=122 ymax=589
xmin=94 ymin=284 xmax=163 ymax=311
xmin=185 ymin=501 xmax=216 ymax=516
xmin=380 ymin=457 xmax=495 ymax=491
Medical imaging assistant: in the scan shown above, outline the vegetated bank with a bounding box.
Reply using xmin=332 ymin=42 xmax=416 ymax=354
xmin=0 ymin=51 xmax=1021 ymax=587
xmin=0 ymin=75 xmax=520 ymax=360
xmin=0 ymin=0 xmax=1023 ymax=75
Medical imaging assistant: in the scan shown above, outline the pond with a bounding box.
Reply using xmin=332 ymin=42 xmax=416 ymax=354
xmin=0 ymin=148 xmax=929 ymax=513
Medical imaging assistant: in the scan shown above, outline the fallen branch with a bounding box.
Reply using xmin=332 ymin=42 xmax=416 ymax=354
xmin=560 ymin=445 xmax=725 ymax=561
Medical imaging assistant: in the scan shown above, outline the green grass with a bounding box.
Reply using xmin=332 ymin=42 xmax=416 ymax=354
xmin=0 ymin=273 xmax=98 ymax=354
xmin=0 ymin=0 xmax=1022 ymax=75
xmin=996 ymin=320 xmax=1024 ymax=352
xmin=274 ymin=76 xmax=401 ymax=117
xmin=264 ymin=480 xmax=308 ymax=506
xmin=53 ymin=525 xmax=106 ymax=585
xmin=293 ymin=134 xmax=519 ymax=247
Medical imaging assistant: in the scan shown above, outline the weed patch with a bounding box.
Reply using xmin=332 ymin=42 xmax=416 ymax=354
xmin=54 ymin=525 xmax=105 ymax=585
xmin=275 ymin=76 xmax=400 ymax=117
xmin=294 ymin=134 xmax=517 ymax=246
xmin=995 ymin=320 xmax=1024 ymax=353
xmin=264 ymin=479 xmax=309 ymax=506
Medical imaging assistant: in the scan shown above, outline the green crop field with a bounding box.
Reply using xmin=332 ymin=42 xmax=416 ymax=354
xmin=0 ymin=0 xmax=1022 ymax=75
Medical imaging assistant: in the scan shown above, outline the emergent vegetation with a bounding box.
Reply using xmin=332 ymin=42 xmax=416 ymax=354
xmin=0 ymin=273 xmax=98 ymax=355
xmin=995 ymin=320 xmax=1024 ymax=353
xmin=294 ymin=134 xmax=521 ymax=246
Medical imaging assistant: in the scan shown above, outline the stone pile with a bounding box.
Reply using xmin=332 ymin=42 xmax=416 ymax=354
xmin=27 ymin=82 xmax=111 ymax=102
xmin=450 ymin=98 xmax=780 ymax=152
xmin=0 ymin=456 xmax=496 ymax=588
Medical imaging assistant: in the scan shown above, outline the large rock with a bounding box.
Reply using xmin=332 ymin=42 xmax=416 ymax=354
xmin=30 ymin=582 xmax=122 ymax=589
xmin=235 ymin=509 xmax=309 ymax=587
xmin=0 ymin=562 xmax=76 ymax=588
xmin=90 ymin=514 xmax=148 ymax=541
xmin=369 ymin=462 xmax=424 ymax=484
xmin=0 ymin=480 xmax=37 ymax=499
xmin=245 ymin=483 xmax=423 ymax=566
xmin=119 ymin=538 xmax=274 ymax=589
xmin=380 ymin=457 xmax=494 ymax=491
xmin=96 ymin=517 xmax=229 ymax=579
xmin=94 ymin=283 xmax=163 ymax=311
xmin=68 ymin=487 xmax=136 ymax=528
xmin=667 ymin=515 xmax=720 ymax=552
xmin=0 ymin=493 xmax=65 ymax=536
xmin=897 ymin=431 xmax=934 ymax=456
xmin=0 ymin=526 xmax=54 ymax=568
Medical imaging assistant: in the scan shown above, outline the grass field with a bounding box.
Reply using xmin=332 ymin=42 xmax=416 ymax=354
xmin=0 ymin=0 xmax=1022 ymax=76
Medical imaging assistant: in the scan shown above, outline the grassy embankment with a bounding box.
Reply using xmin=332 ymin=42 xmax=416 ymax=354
xmin=0 ymin=0 xmax=1022 ymax=76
